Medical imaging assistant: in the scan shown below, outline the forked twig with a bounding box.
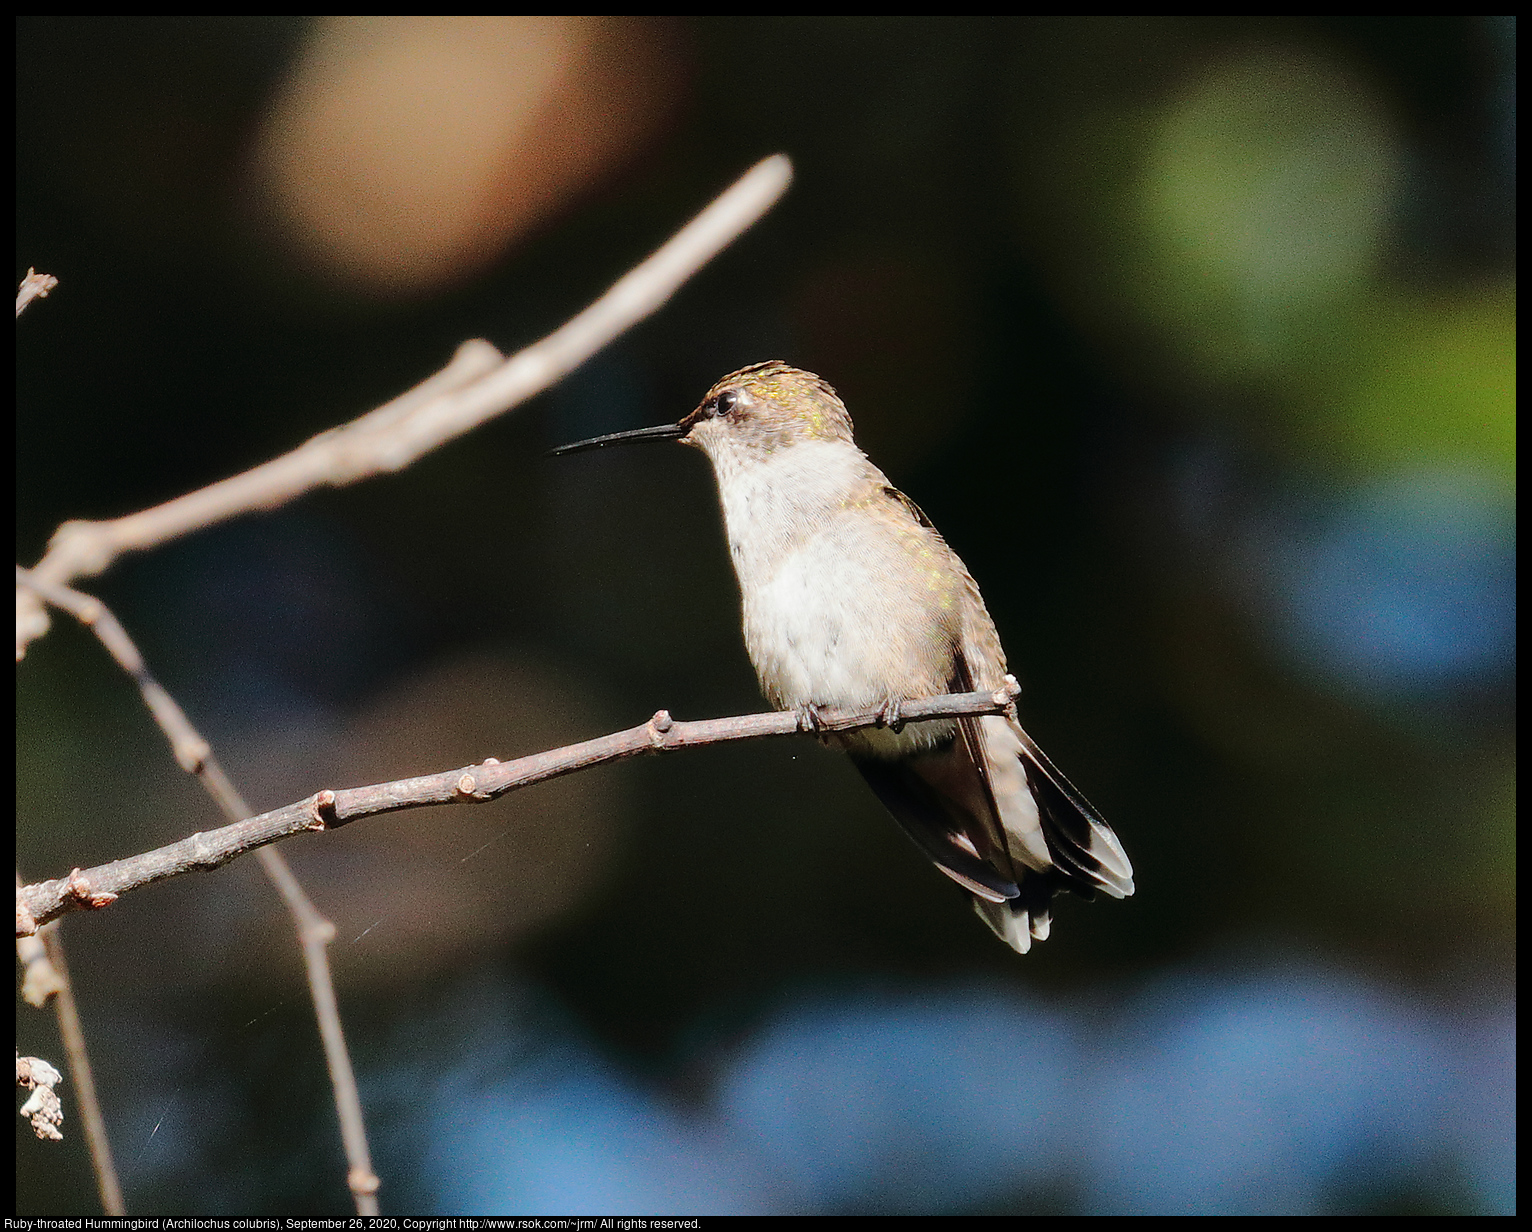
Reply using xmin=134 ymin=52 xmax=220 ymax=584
xmin=17 ymin=155 xmax=794 ymax=659
xmin=16 ymin=155 xmax=795 ymax=1213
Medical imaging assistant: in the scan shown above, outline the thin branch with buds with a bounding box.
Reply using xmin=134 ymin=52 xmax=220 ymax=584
xmin=17 ymin=267 xmax=128 ymax=1213
xmin=16 ymin=154 xmax=794 ymax=659
xmin=15 ymin=566 xmax=381 ymax=1213
xmin=16 ymin=154 xmax=795 ymax=1214
xmin=18 ymin=681 xmax=1023 ymax=935
xmin=17 ymin=863 xmax=125 ymax=1207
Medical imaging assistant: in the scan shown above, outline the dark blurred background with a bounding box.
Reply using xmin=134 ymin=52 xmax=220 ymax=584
xmin=17 ymin=17 xmax=1513 ymax=1216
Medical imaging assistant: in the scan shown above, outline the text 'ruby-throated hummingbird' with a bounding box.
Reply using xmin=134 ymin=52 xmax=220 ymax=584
xmin=551 ymin=361 xmax=1133 ymax=952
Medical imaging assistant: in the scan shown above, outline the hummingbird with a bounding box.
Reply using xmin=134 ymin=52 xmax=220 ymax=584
xmin=551 ymin=361 xmax=1133 ymax=952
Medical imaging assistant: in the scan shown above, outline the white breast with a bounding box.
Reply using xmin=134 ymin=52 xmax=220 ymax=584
xmin=706 ymin=440 xmax=959 ymax=719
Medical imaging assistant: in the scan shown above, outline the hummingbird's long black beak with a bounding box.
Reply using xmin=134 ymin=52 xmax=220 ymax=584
xmin=547 ymin=421 xmax=688 ymax=456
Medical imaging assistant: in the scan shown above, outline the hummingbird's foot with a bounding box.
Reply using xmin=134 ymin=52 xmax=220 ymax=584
xmin=875 ymin=699 xmax=906 ymax=734
xmin=795 ymin=703 xmax=833 ymax=737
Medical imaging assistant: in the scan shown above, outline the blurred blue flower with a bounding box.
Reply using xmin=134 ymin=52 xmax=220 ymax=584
xmin=713 ymin=984 xmax=1078 ymax=1211
xmin=410 ymin=959 xmax=1510 ymax=1214
xmin=1083 ymin=966 xmax=1468 ymax=1214
xmin=1172 ymin=440 xmax=1514 ymax=708
xmin=1263 ymin=467 xmax=1515 ymax=697
xmin=427 ymin=1050 xmax=788 ymax=1215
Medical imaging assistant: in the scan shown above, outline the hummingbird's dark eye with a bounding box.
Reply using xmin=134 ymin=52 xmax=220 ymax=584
xmin=713 ymin=391 xmax=738 ymax=418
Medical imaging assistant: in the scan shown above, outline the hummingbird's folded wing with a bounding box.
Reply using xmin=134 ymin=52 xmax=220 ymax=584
xmin=851 ymin=754 xmax=1020 ymax=903
xmin=1009 ymin=727 xmax=1135 ymax=900
xmin=950 ymin=650 xmax=1135 ymax=951
xmin=947 ymin=699 xmax=1067 ymax=953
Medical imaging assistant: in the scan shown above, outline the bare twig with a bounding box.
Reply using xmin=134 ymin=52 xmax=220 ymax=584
xmin=18 ymin=149 xmax=796 ymax=1207
xmin=17 ymin=265 xmax=126 ymax=1212
xmin=39 ymin=926 xmax=127 ymax=1213
xmin=15 ymin=154 xmax=794 ymax=660
xmin=16 ymin=876 xmax=127 ymax=1209
xmin=16 ymin=874 xmax=62 ymax=1008
xmin=16 ymin=154 xmax=794 ymax=1212
xmin=256 ymin=849 xmax=380 ymax=1213
xmin=15 ymin=568 xmax=380 ymax=1213
xmin=17 ymin=681 xmax=1022 ymax=935
xmin=17 ymin=268 xmax=58 ymax=318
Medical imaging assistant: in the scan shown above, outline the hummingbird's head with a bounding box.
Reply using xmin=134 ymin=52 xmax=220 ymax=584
xmin=675 ymin=361 xmax=857 ymax=475
xmin=549 ymin=362 xmax=857 ymax=466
